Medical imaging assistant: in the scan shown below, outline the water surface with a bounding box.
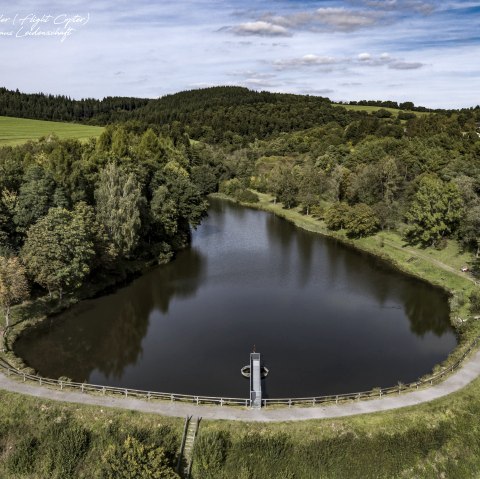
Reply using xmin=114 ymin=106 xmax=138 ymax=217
xmin=15 ymin=198 xmax=456 ymax=398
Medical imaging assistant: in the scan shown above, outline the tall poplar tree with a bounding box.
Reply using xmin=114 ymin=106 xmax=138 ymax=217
xmin=95 ymin=163 xmax=143 ymax=259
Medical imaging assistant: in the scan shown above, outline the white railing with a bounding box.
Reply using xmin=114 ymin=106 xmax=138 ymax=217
xmin=0 ymin=336 xmax=478 ymax=408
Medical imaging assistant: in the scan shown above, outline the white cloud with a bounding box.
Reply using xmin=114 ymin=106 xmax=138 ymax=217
xmin=273 ymin=54 xmax=339 ymax=70
xmin=230 ymin=21 xmax=291 ymax=37
xmin=389 ymin=61 xmax=424 ymax=70
xmin=315 ymin=7 xmax=379 ymax=31
xmin=358 ymin=52 xmax=371 ymax=61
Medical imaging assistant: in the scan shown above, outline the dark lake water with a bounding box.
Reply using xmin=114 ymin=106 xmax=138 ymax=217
xmin=15 ymin=198 xmax=456 ymax=398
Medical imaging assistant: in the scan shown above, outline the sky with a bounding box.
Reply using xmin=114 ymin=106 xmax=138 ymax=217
xmin=0 ymin=0 xmax=479 ymax=108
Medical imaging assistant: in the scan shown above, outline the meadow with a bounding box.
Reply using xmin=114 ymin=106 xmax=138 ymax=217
xmin=0 ymin=116 xmax=104 ymax=146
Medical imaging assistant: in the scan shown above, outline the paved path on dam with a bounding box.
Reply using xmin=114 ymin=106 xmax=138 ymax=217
xmin=1 ymin=348 xmax=480 ymax=422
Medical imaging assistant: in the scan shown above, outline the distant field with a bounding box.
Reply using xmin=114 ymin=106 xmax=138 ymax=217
xmin=0 ymin=116 xmax=104 ymax=146
xmin=333 ymin=103 xmax=428 ymax=116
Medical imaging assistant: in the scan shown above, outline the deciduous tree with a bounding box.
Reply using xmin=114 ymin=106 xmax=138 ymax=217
xmin=22 ymin=208 xmax=95 ymax=300
xmin=405 ymin=175 xmax=464 ymax=246
xmin=346 ymin=203 xmax=379 ymax=238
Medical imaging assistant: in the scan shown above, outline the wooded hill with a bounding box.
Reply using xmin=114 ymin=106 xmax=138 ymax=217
xmin=1 ymin=86 xmax=460 ymax=146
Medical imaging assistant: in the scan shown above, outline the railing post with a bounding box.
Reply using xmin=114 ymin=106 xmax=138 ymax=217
xmin=380 ymin=390 xmax=383 ymax=398
xmin=102 ymin=386 xmax=106 ymax=396
xmin=23 ymin=373 xmax=26 ymax=382
xmin=39 ymin=378 xmax=42 ymax=386
xmin=81 ymin=384 xmax=84 ymax=393
xmin=170 ymin=394 xmax=174 ymax=402
xmin=288 ymin=399 xmax=292 ymax=408
xmin=147 ymin=392 xmax=151 ymax=401
xmin=196 ymin=396 xmax=199 ymax=405
xmin=312 ymin=398 xmax=316 ymax=406
xmin=335 ymin=395 xmax=338 ymax=404
xmin=125 ymin=389 xmax=128 ymax=398
xmin=60 ymin=381 xmax=63 ymax=390
xmin=220 ymin=398 xmax=223 ymax=407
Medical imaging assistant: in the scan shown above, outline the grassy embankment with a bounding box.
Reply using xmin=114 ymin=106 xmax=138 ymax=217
xmin=0 ymin=389 xmax=182 ymax=478
xmin=0 ymin=116 xmax=103 ymax=145
xmin=195 ymin=376 xmax=480 ymax=478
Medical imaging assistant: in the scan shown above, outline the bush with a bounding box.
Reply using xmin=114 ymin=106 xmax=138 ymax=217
xmin=375 ymin=109 xmax=393 ymax=118
xmin=219 ymin=178 xmax=242 ymax=196
xmin=193 ymin=430 xmax=231 ymax=479
xmin=470 ymin=290 xmax=480 ymax=314
xmin=398 ymin=111 xmax=417 ymax=120
xmin=235 ymin=189 xmax=259 ymax=203
xmin=102 ymin=435 xmax=179 ymax=479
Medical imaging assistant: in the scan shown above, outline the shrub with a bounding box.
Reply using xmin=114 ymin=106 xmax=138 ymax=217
xmin=235 ymin=189 xmax=259 ymax=203
xmin=470 ymin=290 xmax=480 ymax=314
xmin=193 ymin=430 xmax=231 ymax=479
xmin=102 ymin=435 xmax=179 ymax=479
xmin=219 ymin=178 xmax=242 ymax=196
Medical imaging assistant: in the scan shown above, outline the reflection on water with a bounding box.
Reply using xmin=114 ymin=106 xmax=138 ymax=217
xmin=15 ymin=198 xmax=456 ymax=397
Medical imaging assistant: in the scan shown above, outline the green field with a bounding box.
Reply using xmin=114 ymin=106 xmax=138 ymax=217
xmin=0 ymin=116 xmax=104 ymax=146
xmin=333 ymin=103 xmax=428 ymax=116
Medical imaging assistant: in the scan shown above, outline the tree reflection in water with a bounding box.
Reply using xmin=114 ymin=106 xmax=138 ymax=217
xmin=15 ymin=250 xmax=205 ymax=382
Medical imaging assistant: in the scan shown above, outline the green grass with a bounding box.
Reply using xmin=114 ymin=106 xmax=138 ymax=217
xmin=332 ymin=103 xmax=428 ymax=117
xmin=0 ymin=116 xmax=104 ymax=146
xmin=195 ymin=375 xmax=480 ymax=478
xmin=0 ymin=390 xmax=182 ymax=478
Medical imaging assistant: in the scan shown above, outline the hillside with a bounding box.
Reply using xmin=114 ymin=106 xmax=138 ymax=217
xmin=0 ymin=116 xmax=104 ymax=145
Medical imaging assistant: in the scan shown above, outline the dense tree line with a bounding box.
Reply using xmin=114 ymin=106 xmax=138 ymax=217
xmin=0 ymin=87 xmax=149 ymax=123
xmin=0 ymin=126 xmax=222 ymax=341
xmin=221 ymin=111 xmax=480 ymax=249
xmin=0 ymin=86 xmax=362 ymax=147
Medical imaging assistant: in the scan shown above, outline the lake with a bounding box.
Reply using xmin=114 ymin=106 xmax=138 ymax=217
xmin=14 ymin=198 xmax=456 ymax=398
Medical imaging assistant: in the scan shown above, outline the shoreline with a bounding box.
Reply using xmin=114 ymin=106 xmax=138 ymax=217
xmin=3 ymin=193 xmax=479 ymax=403
xmin=211 ymin=192 xmax=480 ymax=376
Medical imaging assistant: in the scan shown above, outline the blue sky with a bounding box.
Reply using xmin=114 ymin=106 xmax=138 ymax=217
xmin=0 ymin=0 xmax=479 ymax=107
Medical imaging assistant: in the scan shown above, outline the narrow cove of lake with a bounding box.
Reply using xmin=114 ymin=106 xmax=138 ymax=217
xmin=14 ymin=198 xmax=456 ymax=398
